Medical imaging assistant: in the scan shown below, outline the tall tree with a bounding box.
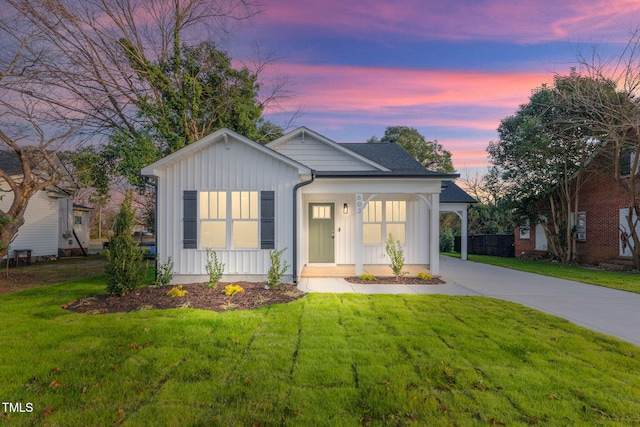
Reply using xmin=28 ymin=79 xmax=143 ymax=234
xmin=488 ymin=75 xmax=601 ymax=263
xmin=6 ymin=0 xmax=288 ymax=190
xmin=560 ymin=32 xmax=640 ymax=268
xmin=368 ymin=126 xmax=455 ymax=173
xmin=0 ymin=5 xmax=84 ymax=262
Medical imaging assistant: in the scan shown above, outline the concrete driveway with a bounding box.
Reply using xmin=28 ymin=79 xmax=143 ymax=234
xmin=297 ymin=256 xmax=640 ymax=346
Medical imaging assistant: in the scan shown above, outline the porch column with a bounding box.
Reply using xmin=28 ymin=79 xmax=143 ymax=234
xmin=460 ymin=208 xmax=468 ymax=261
xmin=355 ymin=194 xmax=363 ymax=275
xmin=430 ymin=193 xmax=440 ymax=276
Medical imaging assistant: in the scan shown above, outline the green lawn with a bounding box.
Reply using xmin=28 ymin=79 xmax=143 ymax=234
xmin=2 ymin=277 xmax=640 ymax=426
xmin=444 ymin=253 xmax=640 ymax=294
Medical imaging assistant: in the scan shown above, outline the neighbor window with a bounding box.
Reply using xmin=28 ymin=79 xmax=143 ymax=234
xmin=519 ymin=219 xmax=531 ymax=239
xmin=74 ymin=215 xmax=83 ymax=225
xmin=199 ymin=191 xmax=259 ymax=249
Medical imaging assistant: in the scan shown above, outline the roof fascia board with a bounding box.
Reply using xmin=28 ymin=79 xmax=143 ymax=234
xmin=141 ymin=128 xmax=312 ymax=176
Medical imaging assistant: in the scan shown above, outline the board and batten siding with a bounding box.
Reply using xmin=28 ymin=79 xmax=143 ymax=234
xmin=0 ymin=190 xmax=60 ymax=259
xmin=154 ymin=137 xmax=300 ymax=282
xmin=271 ymin=134 xmax=378 ymax=172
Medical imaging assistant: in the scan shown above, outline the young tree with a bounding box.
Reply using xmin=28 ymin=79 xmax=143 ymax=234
xmin=368 ymin=126 xmax=455 ymax=173
xmin=105 ymin=191 xmax=144 ymax=296
xmin=488 ymin=76 xmax=601 ymax=263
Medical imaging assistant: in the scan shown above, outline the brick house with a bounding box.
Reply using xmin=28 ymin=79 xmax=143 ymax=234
xmin=514 ymin=149 xmax=640 ymax=265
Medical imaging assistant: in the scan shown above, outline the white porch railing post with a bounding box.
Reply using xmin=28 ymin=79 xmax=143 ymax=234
xmin=460 ymin=208 xmax=468 ymax=261
xmin=430 ymin=193 xmax=440 ymax=276
xmin=355 ymin=194 xmax=363 ymax=275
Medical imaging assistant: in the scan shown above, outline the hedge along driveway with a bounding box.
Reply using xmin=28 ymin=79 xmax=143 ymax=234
xmin=439 ymin=256 xmax=640 ymax=346
xmin=1 ymin=279 xmax=640 ymax=426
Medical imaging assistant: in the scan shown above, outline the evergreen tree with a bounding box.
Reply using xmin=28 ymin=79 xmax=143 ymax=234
xmin=105 ymin=191 xmax=145 ymax=296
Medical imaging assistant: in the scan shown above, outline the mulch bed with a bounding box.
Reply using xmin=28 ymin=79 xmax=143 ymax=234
xmin=63 ymin=282 xmax=305 ymax=314
xmin=344 ymin=276 xmax=445 ymax=285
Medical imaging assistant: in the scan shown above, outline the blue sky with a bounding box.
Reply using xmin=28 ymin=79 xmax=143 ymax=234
xmin=230 ymin=0 xmax=640 ymax=176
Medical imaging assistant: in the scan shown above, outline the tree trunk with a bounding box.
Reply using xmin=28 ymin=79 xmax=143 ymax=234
xmin=0 ymin=215 xmax=24 ymax=264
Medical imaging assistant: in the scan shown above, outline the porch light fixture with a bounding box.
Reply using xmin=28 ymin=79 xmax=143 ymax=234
xmin=343 ymin=203 xmax=348 ymax=214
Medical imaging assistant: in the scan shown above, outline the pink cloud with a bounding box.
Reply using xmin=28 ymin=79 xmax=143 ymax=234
xmin=264 ymin=62 xmax=551 ymax=120
xmin=259 ymin=0 xmax=640 ymax=43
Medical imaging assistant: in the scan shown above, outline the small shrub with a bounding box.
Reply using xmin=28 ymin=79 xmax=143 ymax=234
xmin=205 ymin=249 xmax=225 ymax=289
xmin=417 ymin=272 xmax=433 ymax=281
xmin=385 ymin=234 xmax=407 ymax=280
xmin=359 ymin=273 xmax=376 ymax=281
xmin=440 ymin=227 xmax=455 ymax=253
xmin=223 ymin=284 xmax=244 ymax=296
xmin=267 ymin=248 xmax=290 ymax=289
xmin=154 ymin=256 xmax=174 ymax=287
xmin=167 ymin=285 xmax=188 ymax=298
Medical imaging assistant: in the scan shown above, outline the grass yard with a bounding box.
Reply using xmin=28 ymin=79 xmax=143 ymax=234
xmin=1 ymin=276 xmax=640 ymax=426
xmin=444 ymin=253 xmax=640 ymax=294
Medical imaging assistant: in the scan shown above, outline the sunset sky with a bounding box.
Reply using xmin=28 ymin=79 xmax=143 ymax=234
xmin=230 ymin=0 xmax=640 ymax=175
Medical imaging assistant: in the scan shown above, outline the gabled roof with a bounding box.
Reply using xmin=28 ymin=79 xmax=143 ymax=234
xmin=268 ymin=127 xmax=390 ymax=172
xmin=141 ymin=128 xmax=312 ymax=177
xmin=0 ymin=149 xmax=78 ymax=194
xmin=440 ymin=181 xmax=477 ymax=204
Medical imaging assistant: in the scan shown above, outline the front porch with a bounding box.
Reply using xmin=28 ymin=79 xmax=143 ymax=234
xmin=300 ymin=264 xmax=432 ymax=278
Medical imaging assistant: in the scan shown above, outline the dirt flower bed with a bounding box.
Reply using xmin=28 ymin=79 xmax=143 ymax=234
xmin=344 ymin=276 xmax=445 ymax=285
xmin=63 ymin=282 xmax=305 ymax=314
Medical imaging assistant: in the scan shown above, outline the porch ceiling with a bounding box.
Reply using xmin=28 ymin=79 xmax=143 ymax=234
xmin=300 ymin=264 xmax=430 ymax=278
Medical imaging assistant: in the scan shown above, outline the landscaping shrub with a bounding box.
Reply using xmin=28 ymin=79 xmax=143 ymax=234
xmin=417 ymin=272 xmax=432 ymax=280
xmin=223 ymin=284 xmax=244 ymax=296
xmin=105 ymin=191 xmax=145 ymax=296
xmin=267 ymin=248 xmax=290 ymax=289
xmin=167 ymin=285 xmax=188 ymax=297
xmin=359 ymin=273 xmax=376 ymax=281
xmin=440 ymin=227 xmax=455 ymax=252
xmin=385 ymin=234 xmax=407 ymax=280
xmin=154 ymin=256 xmax=174 ymax=287
xmin=206 ymin=249 xmax=224 ymax=289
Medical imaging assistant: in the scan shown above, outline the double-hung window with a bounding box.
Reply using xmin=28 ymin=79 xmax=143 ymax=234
xmin=200 ymin=191 xmax=227 ymax=248
xmin=362 ymin=200 xmax=407 ymax=245
xmin=198 ymin=191 xmax=260 ymax=249
xmin=363 ymin=201 xmax=383 ymax=244
xmin=385 ymin=201 xmax=406 ymax=243
xmin=231 ymin=191 xmax=259 ymax=248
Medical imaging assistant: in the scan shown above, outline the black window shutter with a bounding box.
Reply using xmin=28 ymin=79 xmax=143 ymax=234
xmin=183 ymin=191 xmax=197 ymax=249
xmin=261 ymin=191 xmax=275 ymax=249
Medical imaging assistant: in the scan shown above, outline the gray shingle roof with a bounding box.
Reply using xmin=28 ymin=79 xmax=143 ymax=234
xmin=440 ymin=180 xmax=477 ymax=204
xmin=327 ymin=142 xmax=458 ymax=178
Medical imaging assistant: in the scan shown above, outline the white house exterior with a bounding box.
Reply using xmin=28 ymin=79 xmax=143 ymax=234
xmin=141 ymin=127 xmax=471 ymax=283
xmin=0 ymin=151 xmax=82 ymax=261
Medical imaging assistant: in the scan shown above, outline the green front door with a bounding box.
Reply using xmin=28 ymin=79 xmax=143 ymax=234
xmin=309 ymin=203 xmax=335 ymax=263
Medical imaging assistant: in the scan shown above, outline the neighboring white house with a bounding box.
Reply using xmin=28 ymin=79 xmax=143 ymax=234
xmin=0 ymin=151 xmax=84 ymax=261
xmin=141 ymin=127 xmax=475 ymax=283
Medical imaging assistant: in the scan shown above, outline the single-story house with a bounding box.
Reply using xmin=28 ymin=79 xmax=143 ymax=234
xmin=514 ymin=148 xmax=640 ymax=264
xmin=0 ymin=151 xmax=86 ymax=261
xmin=141 ymin=127 xmax=475 ymax=283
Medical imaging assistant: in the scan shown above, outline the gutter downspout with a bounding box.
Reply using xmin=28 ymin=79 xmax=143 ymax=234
xmin=292 ymin=170 xmax=316 ymax=283
xmin=143 ymin=175 xmax=158 ymax=283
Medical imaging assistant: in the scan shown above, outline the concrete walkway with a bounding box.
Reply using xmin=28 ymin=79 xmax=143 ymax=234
xmin=297 ymin=256 xmax=640 ymax=346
